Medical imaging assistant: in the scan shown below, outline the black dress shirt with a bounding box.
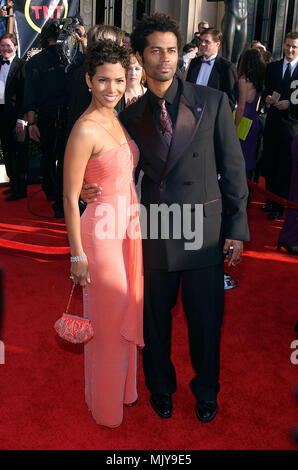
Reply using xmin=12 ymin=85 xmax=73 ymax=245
xmin=146 ymin=75 xmax=181 ymax=132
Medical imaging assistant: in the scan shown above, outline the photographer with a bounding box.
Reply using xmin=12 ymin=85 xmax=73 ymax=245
xmin=24 ymin=19 xmax=84 ymax=218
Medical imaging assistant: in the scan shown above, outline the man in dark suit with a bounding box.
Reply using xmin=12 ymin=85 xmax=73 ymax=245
xmin=25 ymin=21 xmax=84 ymax=217
xmin=185 ymin=28 xmax=238 ymax=110
xmin=0 ymin=32 xmax=28 ymax=201
xmin=82 ymin=14 xmax=249 ymax=423
xmin=186 ymin=27 xmax=239 ymax=289
xmin=262 ymin=31 xmax=298 ymax=220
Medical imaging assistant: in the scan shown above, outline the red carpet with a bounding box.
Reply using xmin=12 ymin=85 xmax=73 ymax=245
xmin=0 ymin=184 xmax=297 ymax=450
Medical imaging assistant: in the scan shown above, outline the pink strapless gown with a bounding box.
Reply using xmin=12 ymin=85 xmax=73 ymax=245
xmin=81 ymin=140 xmax=144 ymax=428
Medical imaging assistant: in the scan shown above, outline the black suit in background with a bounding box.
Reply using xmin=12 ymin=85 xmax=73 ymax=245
xmin=24 ymin=46 xmax=84 ymax=213
xmin=185 ymin=54 xmax=238 ymax=110
xmin=262 ymin=59 xmax=298 ymax=213
xmin=120 ymin=76 xmax=249 ymax=401
xmin=0 ymin=56 xmax=28 ymax=196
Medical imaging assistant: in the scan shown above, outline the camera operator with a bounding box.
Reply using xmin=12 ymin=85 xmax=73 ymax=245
xmin=24 ymin=19 xmax=84 ymax=218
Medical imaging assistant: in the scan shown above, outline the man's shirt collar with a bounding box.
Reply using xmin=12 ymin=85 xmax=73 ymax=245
xmin=201 ymin=53 xmax=217 ymax=62
xmin=283 ymin=55 xmax=298 ymax=70
xmin=147 ymin=75 xmax=179 ymax=107
xmin=1 ymin=54 xmax=15 ymax=65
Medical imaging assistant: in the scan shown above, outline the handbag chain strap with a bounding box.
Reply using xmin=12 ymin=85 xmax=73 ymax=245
xmin=65 ymin=283 xmax=76 ymax=314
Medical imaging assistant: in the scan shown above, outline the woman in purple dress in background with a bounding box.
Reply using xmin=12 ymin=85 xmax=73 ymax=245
xmin=235 ymin=49 xmax=266 ymax=178
xmin=278 ymin=106 xmax=298 ymax=255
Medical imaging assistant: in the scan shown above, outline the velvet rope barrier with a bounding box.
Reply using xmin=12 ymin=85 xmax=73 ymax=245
xmin=0 ymin=238 xmax=70 ymax=254
xmin=247 ymin=179 xmax=298 ymax=210
xmin=1 ymin=180 xmax=298 ymax=256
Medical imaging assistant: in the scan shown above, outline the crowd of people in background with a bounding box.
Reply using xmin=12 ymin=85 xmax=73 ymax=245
xmin=0 ymin=13 xmax=297 ymax=257
xmin=0 ymin=1 xmax=13 ymax=36
xmin=0 ymin=8 xmax=297 ymax=430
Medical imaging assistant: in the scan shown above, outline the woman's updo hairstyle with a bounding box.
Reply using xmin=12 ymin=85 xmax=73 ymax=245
xmin=86 ymin=40 xmax=130 ymax=81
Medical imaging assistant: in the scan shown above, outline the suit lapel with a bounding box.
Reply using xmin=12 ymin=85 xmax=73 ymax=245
xmin=128 ymin=94 xmax=169 ymax=163
xmin=207 ymin=57 xmax=220 ymax=89
xmin=188 ymin=58 xmax=201 ymax=83
xmin=291 ymin=61 xmax=298 ymax=80
xmin=277 ymin=59 xmax=284 ymax=89
xmin=125 ymin=79 xmax=206 ymax=180
xmin=164 ymin=85 xmax=206 ymax=177
xmin=5 ymin=57 xmax=19 ymax=91
xmin=289 ymin=63 xmax=298 ymax=100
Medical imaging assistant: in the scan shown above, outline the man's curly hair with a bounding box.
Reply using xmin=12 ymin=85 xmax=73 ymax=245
xmin=130 ymin=13 xmax=183 ymax=56
xmin=85 ymin=40 xmax=130 ymax=80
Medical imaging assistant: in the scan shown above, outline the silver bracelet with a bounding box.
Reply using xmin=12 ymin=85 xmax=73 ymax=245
xmin=70 ymin=253 xmax=87 ymax=263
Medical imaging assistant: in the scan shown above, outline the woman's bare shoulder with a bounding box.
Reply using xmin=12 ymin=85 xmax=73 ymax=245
xmin=72 ymin=116 xmax=103 ymax=136
xmin=68 ymin=116 xmax=105 ymax=151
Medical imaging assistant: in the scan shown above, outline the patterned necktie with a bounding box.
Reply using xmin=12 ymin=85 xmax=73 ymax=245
xmin=282 ymin=62 xmax=292 ymax=92
xmin=158 ymin=99 xmax=173 ymax=145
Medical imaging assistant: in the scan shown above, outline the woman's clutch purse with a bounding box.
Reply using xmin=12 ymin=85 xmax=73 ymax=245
xmin=54 ymin=283 xmax=94 ymax=344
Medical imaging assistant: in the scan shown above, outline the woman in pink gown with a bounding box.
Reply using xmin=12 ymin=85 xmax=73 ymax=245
xmin=63 ymin=40 xmax=144 ymax=428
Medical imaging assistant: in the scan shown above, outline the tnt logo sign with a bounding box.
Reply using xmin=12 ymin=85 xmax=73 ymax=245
xmin=0 ymin=341 xmax=4 ymax=364
xmin=25 ymin=0 xmax=68 ymax=33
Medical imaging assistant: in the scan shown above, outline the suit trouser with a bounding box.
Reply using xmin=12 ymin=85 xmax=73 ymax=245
xmin=262 ymin=111 xmax=292 ymax=213
xmin=278 ymin=135 xmax=298 ymax=246
xmin=38 ymin=105 xmax=68 ymax=209
xmin=142 ymin=263 xmax=224 ymax=401
xmin=0 ymin=113 xmax=28 ymax=193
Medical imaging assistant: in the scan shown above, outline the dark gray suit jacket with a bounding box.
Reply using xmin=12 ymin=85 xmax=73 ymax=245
xmin=120 ymin=77 xmax=249 ymax=271
xmin=262 ymin=58 xmax=298 ymax=173
xmin=185 ymin=55 xmax=238 ymax=110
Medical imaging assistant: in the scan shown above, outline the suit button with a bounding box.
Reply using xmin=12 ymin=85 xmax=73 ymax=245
xmin=160 ymin=181 xmax=165 ymax=189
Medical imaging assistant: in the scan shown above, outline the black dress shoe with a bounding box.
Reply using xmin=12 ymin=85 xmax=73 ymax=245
xmin=3 ymin=188 xmax=12 ymax=195
xmin=5 ymin=192 xmax=27 ymax=202
xmin=261 ymin=203 xmax=273 ymax=212
xmin=267 ymin=211 xmax=282 ymax=220
xmin=277 ymin=241 xmax=298 ymax=255
xmin=150 ymin=393 xmax=173 ymax=419
xmin=195 ymin=400 xmax=218 ymax=423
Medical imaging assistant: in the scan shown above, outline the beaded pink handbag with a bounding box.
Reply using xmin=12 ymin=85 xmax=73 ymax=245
xmin=54 ymin=284 xmax=94 ymax=344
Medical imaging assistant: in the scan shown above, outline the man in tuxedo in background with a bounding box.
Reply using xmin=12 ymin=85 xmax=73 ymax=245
xmin=82 ymin=13 xmax=249 ymax=423
xmin=25 ymin=21 xmax=84 ymax=218
xmin=262 ymin=31 xmax=298 ymax=220
xmin=0 ymin=32 xmax=28 ymax=201
xmin=186 ymin=28 xmax=238 ymax=110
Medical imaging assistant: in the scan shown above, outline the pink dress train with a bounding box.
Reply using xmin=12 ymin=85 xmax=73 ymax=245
xmin=80 ymin=140 xmax=144 ymax=427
